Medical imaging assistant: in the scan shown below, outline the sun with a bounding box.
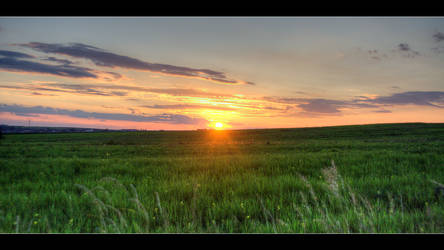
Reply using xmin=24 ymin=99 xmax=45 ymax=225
xmin=215 ymin=122 xmax=224 ymax=129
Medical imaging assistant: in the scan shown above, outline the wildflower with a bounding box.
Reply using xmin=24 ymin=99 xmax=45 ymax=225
xmin=246 ymin=215 xmax=250 ymax=220
xmin=68 ymin=218 xmax=73 ymax=225
xmin=33 ymin=221 xmax=38 ymax=225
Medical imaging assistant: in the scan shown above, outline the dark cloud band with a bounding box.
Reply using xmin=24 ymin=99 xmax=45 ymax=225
xmin=364 ymin=91 xmax=444 ymax=107
xmin=264 ymin=91 xmax=444 ymax=115
xmin=0 ymin=50 xmax=122 ymax=80
xmin=18 ymin=42 xmax=254 ymax=85
xmin=0 ymin=50 xmax=34 ymax=59
xmin=0 ymin=56 xmax=98 ymax=78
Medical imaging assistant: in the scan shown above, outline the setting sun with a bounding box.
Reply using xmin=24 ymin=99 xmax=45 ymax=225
xmin=215 ymin=122 xmax=224 ymax=129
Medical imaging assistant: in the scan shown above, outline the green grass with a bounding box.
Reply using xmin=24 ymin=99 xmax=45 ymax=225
xmin=1 ymin=123 xmax=444 ymax=233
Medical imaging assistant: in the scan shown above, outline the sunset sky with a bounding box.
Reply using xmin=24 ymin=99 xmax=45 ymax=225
xmin=1 ymin=17 xmax=444 ymax=130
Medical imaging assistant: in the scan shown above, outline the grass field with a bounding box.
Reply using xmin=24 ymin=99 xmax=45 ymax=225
xmin=1 ymin=123 xmax=444 ymax=233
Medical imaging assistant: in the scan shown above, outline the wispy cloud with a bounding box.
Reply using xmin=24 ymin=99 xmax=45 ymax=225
xmin=42 ymin=56 xmax=74 ymax=65
xmin=432 ymin=31 xmax=444 ymax=54
xmin=0 ymin=104 xmax=207 ymax=125
xmin=396 ymin=43 xmax=420 ymax=58
xmin=263 ymin=96 xmax=377 ymax=114
xmin=18 ymin=42 xmax=254 ymax=85
xmin=0 ymin=83 xmax=126 ymax=97
xmin=366 ymin=49 xmax=388 ymax=61
xmin=363 ymin=41 xmax=424 ymax=61
xmin=433 ymin=31 xmax=444 ymax=43
xmin=0 ymin=50 xmax=120 ymax=79
xmin=264 ymin=91 xmax=444 ymax=115
xmin=0 ymin=82 xmax=237 ymax=99
xmin=0 ymin=56 xmax=99 ymax=78
xmin=143 ymin=104 xmax=237 ymax=111
xmin=362 ymin=91 xmax=444 ymax=107
xmin=298 ymin=99 xmax=348 ymax=113
xmin=372 ymin=109 xmax=392 ymax=113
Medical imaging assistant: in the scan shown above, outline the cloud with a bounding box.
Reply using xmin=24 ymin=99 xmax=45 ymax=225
xmin=0 ymin=83 xmax=127 ymax=97
xmin=104 ymin=71 xmax=122 ymax=80
xmin=57 ymin=84 xmax=228 ymax=98
xmin=372 ymin=109 xmax=392 ymax=113
xmin=367 ymin=49 xmax=383 ymax=60
xmin=0 ymin=50 xmax=35 ymax=59
xmin=143 ymin=87 xmax=232 ymax=98
xmin=297 ymin=99 xmax=346 ymax=113
xmin=18 ymin=42 xmax=254 ymax=85
xmin=43 ymin=56 xmax=74 ymax=65
xmin=0 ymin=56 xmax=99 ymax=78
xmin=263 ymin=96 xmax=378 ymax=114
xmin=431 ymin=32 xmax=444 ymax=54
xmin=0 ymin=82 xmax=237 ymax=99
xmin=70 ymin=84 xmax=230 ymax=98
xmin=0 ymin=50 xmax=100 ymax=78
xmin=362 ymin=91 xmax=444 ymax=107
xmin=0 ymin=104 xmax=207 ymax=125
xmin=398 ymin=43 xmax=411 ymax=52
xmin=262 ymin=96 xmax=306 ymax=104
xmin=264 ymin=91 xmax=444 ymax=115
xmin=396 ymin=43 xmax=420 ymax=58
xmin=364 ymin=43 xmax=422 ymax=61
xmin=0 ymin=50 xmax=121 ymax=80
xmin=433 ymin=32 xmax=444 ymax=43
xmin=143 ymin=104 xmax=237 ymax=111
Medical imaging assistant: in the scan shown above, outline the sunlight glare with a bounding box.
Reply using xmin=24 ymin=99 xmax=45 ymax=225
xmin=215 ymin=122 xmax=224 ymax=129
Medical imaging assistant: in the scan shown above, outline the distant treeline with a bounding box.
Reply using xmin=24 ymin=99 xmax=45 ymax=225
xmin=0 ymin=124 xmax=139 ymax=134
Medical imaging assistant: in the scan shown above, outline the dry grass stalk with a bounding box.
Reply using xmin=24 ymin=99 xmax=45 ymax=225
xmin=257 ymin=196 xmax=277 ymax=233
xmin=155 ymin=192 xmax=169 ymax=230
xmin=322 ymin=160 xmax=340 ymax=197
xmin=15 ymin=216 xmax=20 ymax=233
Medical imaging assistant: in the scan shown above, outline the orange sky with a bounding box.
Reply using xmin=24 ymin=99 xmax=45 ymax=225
xmin=1 ymin=17 xmax=444 ymax=130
